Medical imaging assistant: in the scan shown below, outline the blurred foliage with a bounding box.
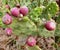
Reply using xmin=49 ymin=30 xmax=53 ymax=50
xmin=55 ymin=24 xmax=60 ymax=36
xmin=56 ymin=13 xmax=60 ymax=24
xmin=28 ymin=45 xmax=42 ymax=50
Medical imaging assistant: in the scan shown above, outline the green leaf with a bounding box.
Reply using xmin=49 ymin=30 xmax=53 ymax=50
xmin=28 ymin=45 xmax=42 ymax=50
xmin=38 ymin=24 xmax=55 ymax=37
xmin=40 ymin=2 xmax=59 ymax=20
xmin=55 ymin=24 xmax=60 ymax=36
xmin=29 ymin=7 xmax=43 ymax=22
xmin=47 ymin=2 xmax=59 ymax=17
xmin=8 ymin=0 xmax=16 ymax=7
xmin=56 ymin=14 xmax=60 ymax=24
xmin=9 ymin=17 xmax=37 ymax=35
xmin=0 ymin=12 xmax=3 ymax=17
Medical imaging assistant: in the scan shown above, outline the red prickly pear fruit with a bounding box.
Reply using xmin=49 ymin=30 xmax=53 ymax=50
xmin=5 ymin=4 xmax=10 ymax=9
xmin=11 ymin=7 xmax=20 ymax=17
xmin=26 ymin=36 xmax=36 ymax=47
xmin=2 ymin=13 xmax=12 ymax=25
xmin=45 ymin=21 xmax=56 ymax=31
xmin=19 ymin=6 xmax=29 ymax=16
xmin=5 ymin=28 xmax=12 ymax=36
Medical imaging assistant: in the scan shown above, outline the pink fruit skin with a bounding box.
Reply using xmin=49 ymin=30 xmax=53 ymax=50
xmin=2 ymin=14 xmax=12 ymax=25
xmin=5 ymin=5 xmax=10 ymax=9
xmin=5 ymin=28 xmax=12 ymax=36
xmin=45 ymin=21 xmax=56 ymax=31
xmin=19 ymin=6 xmax=28 ymax=16
xmin=11 ymin=7 xmax=20 ymax=17
xmin=26 ymin=36 xmax=36 ymax=47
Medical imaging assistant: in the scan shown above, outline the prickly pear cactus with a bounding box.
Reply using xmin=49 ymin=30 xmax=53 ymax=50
xmin=0 ymin=0 xmax=60 ymax=50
